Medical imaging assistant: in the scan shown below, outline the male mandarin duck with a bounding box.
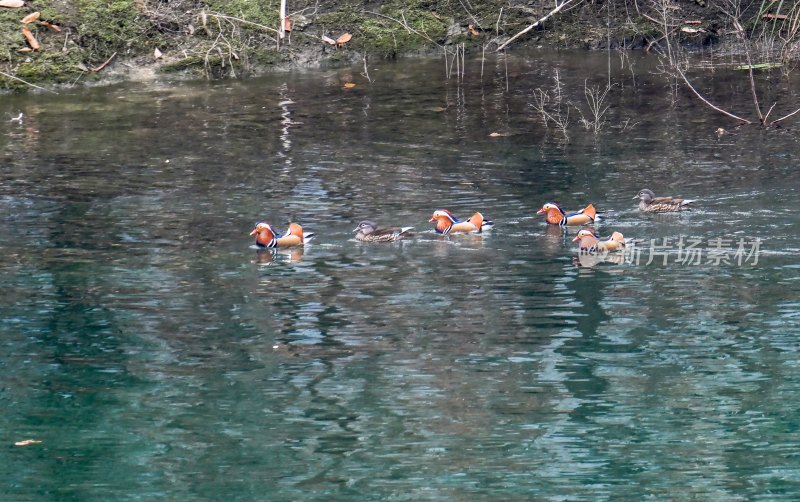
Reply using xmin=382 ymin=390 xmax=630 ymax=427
xmin=536 ymin=202 xmax=598 ymax=226
xmin=353 ymin=220 xmax=414 ymax=242
xmin=634 ymin=188 xmax=696 ymax=213
xmin=572 ymin=228 xmax=625 ymax=252
xmin=250 ymin=222 xmax=314 ymax=248
xmin=428 ymin=209 xmax=493 ymax=234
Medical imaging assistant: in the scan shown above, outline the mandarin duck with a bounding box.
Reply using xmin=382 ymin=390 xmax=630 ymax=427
xmin=634 ymin=188 xmax=695 ymax=213
xmin=353 ymin=220 xmax=414 ymax=242
xmin=250 ymin=222 xmax=315 ymax=248
xmin=429 ymin=209 xmax=493 ymax=234
xmin=572 ymin=228 xmax=625 ymax=252
xmin=536 ymin=202 xmax=598 ymax=226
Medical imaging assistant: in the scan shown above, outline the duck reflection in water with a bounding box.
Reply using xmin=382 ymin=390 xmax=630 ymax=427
xmin=574 ymin=250 xmax=626 ymax=268
xmin=255 ymin=247 xmax=305 ymax=266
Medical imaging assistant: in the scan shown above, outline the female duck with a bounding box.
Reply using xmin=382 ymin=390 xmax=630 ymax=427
xmin=353 ymin=220 xmax=414 ymax=242
xmin=634 ymin=188 xmax=695 ymax=213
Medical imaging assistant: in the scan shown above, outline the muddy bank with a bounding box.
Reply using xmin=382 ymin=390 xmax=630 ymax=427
xmin=0 ymin=0 xmax=791 ymax=91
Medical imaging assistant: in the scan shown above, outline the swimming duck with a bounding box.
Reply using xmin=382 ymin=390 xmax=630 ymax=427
xmin=536 ymin=202 xmax=598 ymax=226
xmin=429 ymin=209 xmax=493 ymax=234
xmin=633 ymin=189 xmax=695 ymax=213
xmin=572 ymin=228 xmax=625 ymax=252
xmin=250 ymin=222 xmax=315 ymax=248
xmin=353 ymin=220 xmax=414 ymax=242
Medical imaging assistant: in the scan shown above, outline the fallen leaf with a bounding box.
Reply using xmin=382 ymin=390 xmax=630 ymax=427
xmin=20 ymin=11 xmax=40 ymax=24
xmin=488 ymin=132 xmax=512 ymax=137
xmin=683 ymin=20 xmax=702 ymax=25
xmin=429 ymin=106 xmax=447 ymax=112
xmin=15 ymin=439 xmax=42 ymax=446
xmin=343 ymin=82 xmax=356 ymax=88
xmin=21 ymin=25 xmax=39 ymax=50
xmin=17 ymin=47 xmax=33 ymax=53
xmin=336 ymin=32 xmax=352 ymax=46
xmin=680 ymin=27 xmax=704 ymax=33
xmin=468 ymin=24 xmax=480 ymax=36
xmin=321 ymin=35 xmax=336 ymax=45
xmin=283 ymin=17 xmax=292 ymax=32
xmin=154 ymin=47 xmax=162 ymax=59
xmin=0 ymin=0 xmax=25 ymax=8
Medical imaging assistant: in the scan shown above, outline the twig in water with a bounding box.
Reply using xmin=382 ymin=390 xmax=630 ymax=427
xmin=676 ymin=67 xmax=752 ymax=124
xmin=580 ymin=80 xmax=611 ymax=134
xmin=481 ymin=44 xmax=485 ymax=82
xmin=361 ymin=53 xmax=372 ymax=83
xmin=771 ymin=105 xmax=800 ymax=125
xmin=762 ymin=102 xmax=776 ymax=125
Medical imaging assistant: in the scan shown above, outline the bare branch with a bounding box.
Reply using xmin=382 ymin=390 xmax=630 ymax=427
xmin=495 ymin=0 xmax=582 ymax=52
xmin=771 ymin=106 xmax=800 ymax=125
xmin=0 ymin=70 xmax=57 ymax=93
xmin=207 ymin=11 xmax=279 ymax=38
xmin=364 ymin=10 xmax=442 ymax=47
xmin=762 ymin=102 xmax=776 ymax=125
xmin=744 ymin=49 xmax=764 ymax=122
xmin=676 ymin=67 xmax=752 ymax=124
xmin=90 ymin=52 xmax=117 ymax=72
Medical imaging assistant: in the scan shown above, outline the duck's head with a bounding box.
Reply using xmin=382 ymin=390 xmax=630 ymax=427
xmin=536 ymin=202 xmax=561 ymax=215
xmin=250 ymin=221 xmax=276 ymax=236
xmin=354 ymin=220 xmax=378 ymax=234
xmin=429 ymin=209 xmax=456 ymax=223
xmin=572 ymin=228 xmax=600 ymax=242
xmin=633 ymin=189 xmax=655 ymax=203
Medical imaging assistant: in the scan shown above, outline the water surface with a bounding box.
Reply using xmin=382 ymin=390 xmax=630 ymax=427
xmin=1 ymin=51 xmax=799 ymax=500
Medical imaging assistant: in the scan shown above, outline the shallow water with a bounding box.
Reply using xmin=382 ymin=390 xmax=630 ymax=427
xmin=1 ymin=51 xmax=800 ymax=500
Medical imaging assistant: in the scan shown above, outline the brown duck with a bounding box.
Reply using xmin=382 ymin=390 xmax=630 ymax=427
xmin=353 ymin=221 xmax=414 ymax=242
xmin=634 ymin=189 xmax=696 ymax=213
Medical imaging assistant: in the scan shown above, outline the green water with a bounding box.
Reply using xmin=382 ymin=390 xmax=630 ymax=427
xmin=1 ymin=52 xmax=799 ymax=500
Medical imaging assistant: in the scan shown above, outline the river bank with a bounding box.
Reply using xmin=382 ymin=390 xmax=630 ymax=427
xmin=0 ymin=0 xmax=795 ymax=91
